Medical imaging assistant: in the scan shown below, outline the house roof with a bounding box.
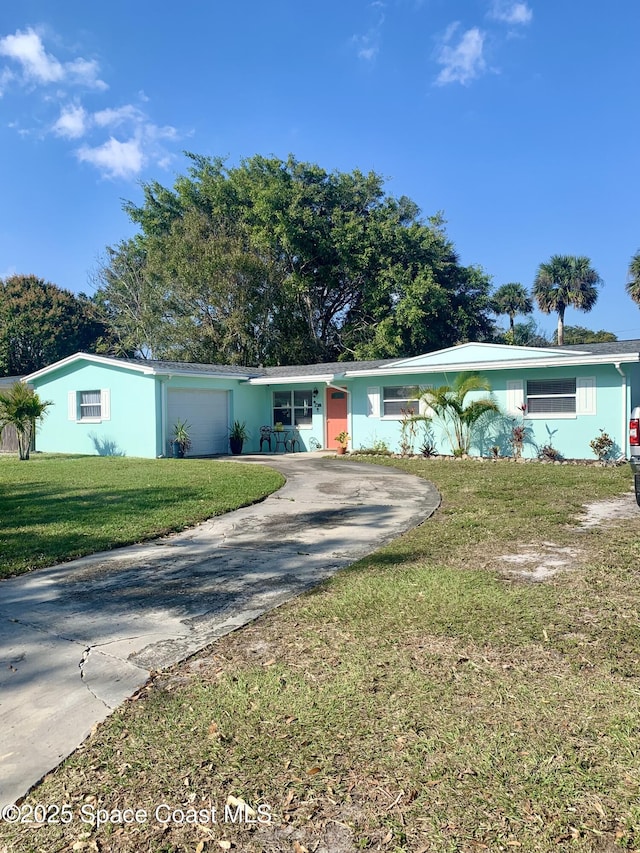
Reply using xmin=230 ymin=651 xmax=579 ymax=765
xmin=25 ymin=340 xmax=640 ymax=385
xmin=558 ymin=339 xmax=640 ymax=355
xmin=0 ymin=375 xmax=24 ymax=386
xmin=25 ymin=353 xmax=262 ymax=382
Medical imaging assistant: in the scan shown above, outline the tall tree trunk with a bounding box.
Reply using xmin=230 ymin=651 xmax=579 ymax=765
xmin=557 ymin=307 xmax=565 ymax=346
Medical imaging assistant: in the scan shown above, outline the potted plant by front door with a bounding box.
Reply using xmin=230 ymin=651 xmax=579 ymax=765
xmin=229 ymin=420 xmax=249 ymax=455
xmin=335 ymin=431 xmax=350 ymax=455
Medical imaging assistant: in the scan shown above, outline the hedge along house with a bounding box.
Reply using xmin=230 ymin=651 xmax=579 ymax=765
xmin=24 ymin=340 xmax=640 ymax=460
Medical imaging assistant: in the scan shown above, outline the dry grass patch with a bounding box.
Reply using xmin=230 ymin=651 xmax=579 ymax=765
xmin=2 ymin=459 xmax=640 ymax=853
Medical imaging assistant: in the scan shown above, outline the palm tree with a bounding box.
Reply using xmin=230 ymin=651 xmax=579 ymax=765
xmin=626 ymin=250 xmax=640 ymax=307
xmin=421 ymin=373 xmax=499 ymax=456
xmin=0 ymin=382 xmax=52 ymax=460
xmin=492 ymin=283 xmax=533 ymax=334
xmin=533 ymin=255 xmax=601 ymax=346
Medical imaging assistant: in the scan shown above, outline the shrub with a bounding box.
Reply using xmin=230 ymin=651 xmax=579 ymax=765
xmin=589 ymin=429 xmax=615 ymax=461
xmin=538 ymin=444 xmax=563 ymax=462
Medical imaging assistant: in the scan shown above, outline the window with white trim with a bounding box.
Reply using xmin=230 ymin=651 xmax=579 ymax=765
xmin=526 ymin=378 xmax=576 ymax=414
xmin=382 ymin=386 xmax=420 ymax=417
xmin=272 ymin=389 xmax=313 ymax=428
xmin=80 ymin=390 xmax=102 ymax=420
xmin=68 ymin=389 xmax=111 ymax=422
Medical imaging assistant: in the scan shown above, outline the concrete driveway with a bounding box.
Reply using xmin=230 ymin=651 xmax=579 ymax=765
xmin=0 ymin=455 xmax=439 ymax=807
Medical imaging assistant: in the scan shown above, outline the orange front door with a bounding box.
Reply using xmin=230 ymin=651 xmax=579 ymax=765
xmin=326 ymin=388 xmax=348 ymax=449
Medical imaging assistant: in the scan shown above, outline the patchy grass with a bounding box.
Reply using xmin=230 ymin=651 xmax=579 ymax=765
xmin=0 ymin=454 xmax=284 ymax=578
xmin=2 ymin=459 xmax=640 ymax=853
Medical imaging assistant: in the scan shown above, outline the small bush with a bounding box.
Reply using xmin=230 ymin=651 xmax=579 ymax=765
xmin=589 ymin=429 xmax=615 ymax=461
xmin=356 ymin=436 xmax=392 ymax=456
xmin=538 ymin=444 xmax=563 ymax=462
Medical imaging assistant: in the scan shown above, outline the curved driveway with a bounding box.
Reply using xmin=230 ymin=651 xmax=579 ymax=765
xmin=0 ymin=455 xmax=439 ymax=806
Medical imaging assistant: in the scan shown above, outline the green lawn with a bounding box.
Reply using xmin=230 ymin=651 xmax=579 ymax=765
xmin=1 ymin=458 xmax=639 ymax=853
xmin=0 ymin=454 xmax=284 ymax=578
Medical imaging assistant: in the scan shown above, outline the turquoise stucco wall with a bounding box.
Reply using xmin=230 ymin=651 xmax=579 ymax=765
xmin=252 ymin=382 xmax=325 ymax=451
xmin=31 ymin=364 xmax=325 ymax=457
xmin=348 ymin=363 xmax=635 ymax=459
xmin=159 ymin=377 xmax=325 ymax=454
xmin=29 ymin=357 xmax=640 ymax=460
xmin=31 ymin=360 xmax=159 ymax=458
xmin=160 ymin=374 xmax=269 ymax=455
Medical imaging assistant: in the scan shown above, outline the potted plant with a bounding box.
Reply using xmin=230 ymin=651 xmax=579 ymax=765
xmin=229 ymin=420 xmax=249 ymax=455
xmin=172 ymin=418 xmax=192 ymax=458
xmin=335 ymin=430 xmax=350 ymax=455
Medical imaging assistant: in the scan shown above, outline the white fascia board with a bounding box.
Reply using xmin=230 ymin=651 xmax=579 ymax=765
xmin=246 ymin=374 xmax=337 ymax=385
xmin=344 ymin=352 xmax=640 ymax=377
xmin=389 ymin=342 xmax=583 ymax=367
xmin=26 ymin=352 xmax=255 ymax=383
xmin=25 ymin=352 xmax=157 ymax=382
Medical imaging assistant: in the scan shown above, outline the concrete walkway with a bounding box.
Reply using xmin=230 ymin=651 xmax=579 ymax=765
xmin=0 ymin=455 xmax=440 ymax=807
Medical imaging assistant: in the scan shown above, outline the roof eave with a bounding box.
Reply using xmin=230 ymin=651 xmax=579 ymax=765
xmin=25 ymin=352 xmax=158 ymax=382
xmin=343 ymin=351 xmax=640 ymax=377
xmin=247 ymin=373 xmax=338 ymax=385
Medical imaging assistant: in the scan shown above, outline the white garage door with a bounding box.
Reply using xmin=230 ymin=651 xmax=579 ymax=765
xmin=167 ymin=389 xmax=229 ymax=456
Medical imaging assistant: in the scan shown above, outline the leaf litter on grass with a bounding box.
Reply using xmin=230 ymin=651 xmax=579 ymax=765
xmin=2 ymin=461 xmax=640 ymax=852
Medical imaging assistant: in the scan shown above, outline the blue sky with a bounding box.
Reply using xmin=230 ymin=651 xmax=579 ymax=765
xmin=1 ymin=0 xmax=639 ymax=342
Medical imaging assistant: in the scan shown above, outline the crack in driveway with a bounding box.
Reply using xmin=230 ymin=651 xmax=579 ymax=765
xmin=0 ymin=457 xmax=441 ymax=807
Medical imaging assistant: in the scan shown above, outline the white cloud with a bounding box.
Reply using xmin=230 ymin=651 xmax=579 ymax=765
xmin=79 ymin=105 xmax=179 ymax=177
xmin=0 ymin=66 xmax=14 ymax=96
xmin=0 ymin=27 xmax=107 ymax=91
xmin=351 ymin=2 xmax=386 ymax=62
xmin=0 ymin=27 xmax=178 ymax=180
xmin=145 ymin=123 xmax=179 ymax=142
xmin=0 ymin=27 xmax=63 ymax=84
xmin=52 ymin=103 xmax=87 ymax=139
xmin=435 ymin=26 xmax=486 ymax=86
xmin=76 ymin=136 xmax=144 ymax=179
xmin=93 ymin=104 xmax=142 ymax=128
xmin=489 ymin=1 xmax=533 ymax=25
xmin=65 ymin=57 xmax=108 ymax=91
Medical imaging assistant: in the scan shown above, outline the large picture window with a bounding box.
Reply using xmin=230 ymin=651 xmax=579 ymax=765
xmin=272 ymin=390 xmax=313 ymax=428
xmin=382 ymin=386 xmax=420 ymax=417
xmin=526 ymin=378 xmax=576 ymax=414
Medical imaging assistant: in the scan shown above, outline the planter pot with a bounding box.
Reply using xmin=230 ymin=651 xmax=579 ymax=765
xmin=336 ymin=445 xmax=347 ymax=455
xmin=172 ymin=440 xmax=185 ymax=459
xmin=230 ymin=437 xmax=244 ymax=455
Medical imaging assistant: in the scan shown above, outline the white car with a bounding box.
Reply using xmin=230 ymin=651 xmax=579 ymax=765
xmin=630 ymin=406 xmax=640 ymax=505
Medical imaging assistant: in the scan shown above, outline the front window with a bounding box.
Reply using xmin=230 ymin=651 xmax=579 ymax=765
xmin=273 ymin=390 xmax=313 ymax=428
xmin=526 ymin=378 xmax=576 ymax=414
xmin=382 ymin=386 xmax=419 ymax=417
xmin=79 ymin=390 xmax=101 ymax=420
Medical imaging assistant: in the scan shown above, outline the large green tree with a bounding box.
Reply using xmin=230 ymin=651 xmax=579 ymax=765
xmin=491 ymin=282 xmax=533 ymax=333
xmin=507 ymin=318 xmax=551 ymax=347
xmin=92 ymin=237 xmax=162 ymax=359
xmin=97 ymin=153 xmax=495 ymax=365
xmin=0 ymin=275 xmax=105 ymax=376
xmin=533 ymin=255 xmax=601 ymax=347
xmin=626 ymin=250 xmax=640 ymax=307
xmin=552 ymin=325 xmax=617 ymax=345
